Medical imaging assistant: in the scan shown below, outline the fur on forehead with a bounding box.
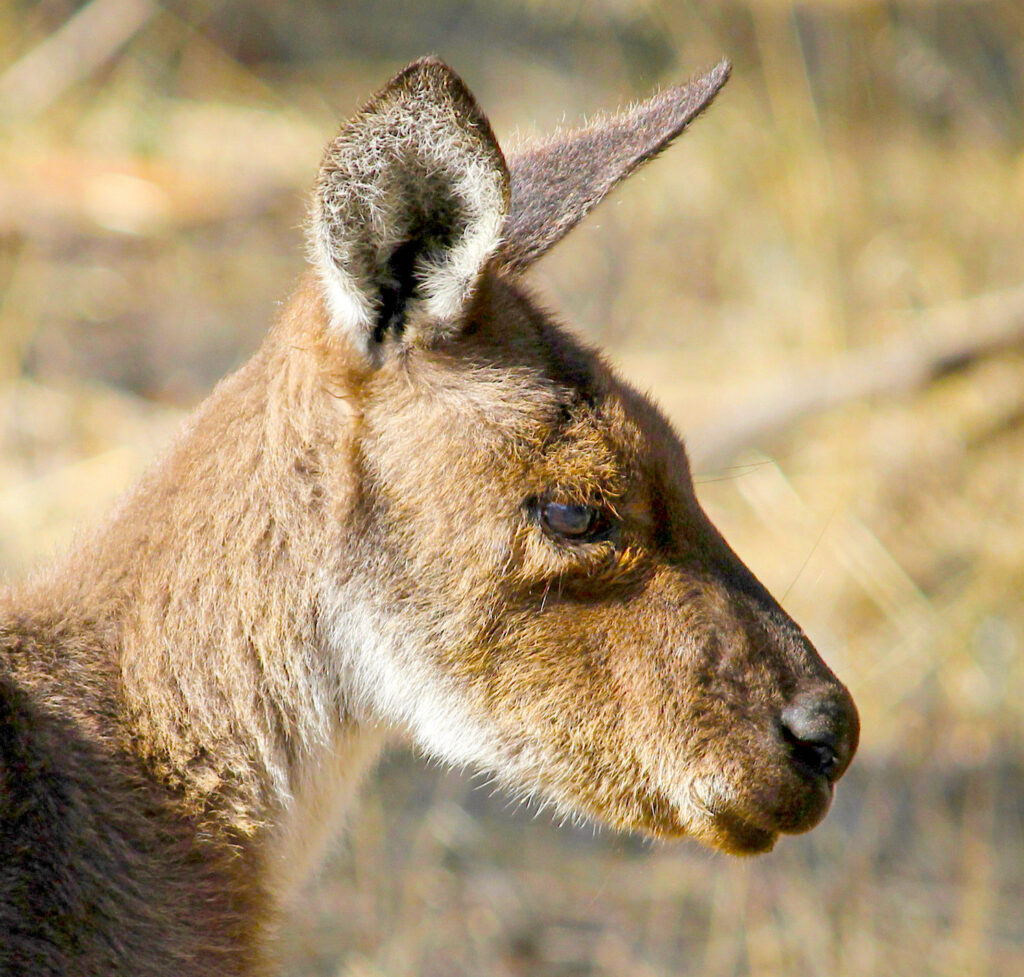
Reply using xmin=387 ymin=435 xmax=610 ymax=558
xmin=357 ymin=275 xmax=600 ymax=398
xmin=310 ymin=58 xmax=510 ymax=357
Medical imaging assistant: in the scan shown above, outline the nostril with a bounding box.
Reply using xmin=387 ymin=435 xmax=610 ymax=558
xmin=779 ymin=691 xmax=856 ymax=781
xmin=780 ymin=724 xmax=839 ymax=779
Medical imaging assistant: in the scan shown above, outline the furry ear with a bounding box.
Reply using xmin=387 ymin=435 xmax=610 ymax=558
xmin=496 ymin=60 xmax=731 ymax=274
xmin=310 ymin=58 xmax=510 ymax=357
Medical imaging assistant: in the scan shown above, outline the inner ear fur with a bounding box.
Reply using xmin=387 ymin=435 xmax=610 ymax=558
xmin=496 ymin=60 xmax=731 ymax=274
xmin=310 ymin=58 xmax=510 ymax=356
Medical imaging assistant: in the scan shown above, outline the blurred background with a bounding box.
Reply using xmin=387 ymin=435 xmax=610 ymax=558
xmin=1 ymin=1 xmax=1022 ymax=974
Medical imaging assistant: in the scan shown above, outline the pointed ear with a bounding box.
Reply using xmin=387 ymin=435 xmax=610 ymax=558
xmin=495 ymin=60 xmax=731 ymax=274
xmin=310 ymin=58 xmax=510 ymax=358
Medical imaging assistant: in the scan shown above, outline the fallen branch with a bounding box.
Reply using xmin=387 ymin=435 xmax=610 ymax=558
xmin=688 ymin=282 xmax=1024 ymax=470
xmin=0 ymin=0 xmax=158 ymax=120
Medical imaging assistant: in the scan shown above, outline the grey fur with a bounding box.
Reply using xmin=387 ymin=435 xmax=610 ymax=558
xmin=497 ymin=60 xmax=731 ymax=274
xmin=310 ymin=58 xmax=509 ymax=352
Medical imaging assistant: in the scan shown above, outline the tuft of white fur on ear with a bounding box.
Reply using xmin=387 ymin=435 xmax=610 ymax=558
xmin=415 ymin=174 xmax=506 ymax=323
xmin=309 ymin=58 xmax=510 ymax=356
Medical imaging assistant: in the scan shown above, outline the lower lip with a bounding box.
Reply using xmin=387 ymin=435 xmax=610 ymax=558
xmin=780 ymin=775 xmax=835 ymax=834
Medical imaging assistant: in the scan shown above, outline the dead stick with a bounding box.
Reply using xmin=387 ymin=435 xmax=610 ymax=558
xmin=688 ymin=283 xmax=1024 ymax=470
xmin=0 ymin=0 xmax=158 ymax=120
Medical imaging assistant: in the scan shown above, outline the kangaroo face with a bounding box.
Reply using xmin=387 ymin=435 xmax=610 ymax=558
xmin=310 ymin=59 xmax=857 ymax=855
xmin=0 ymin=55 xmax=862 ymax=977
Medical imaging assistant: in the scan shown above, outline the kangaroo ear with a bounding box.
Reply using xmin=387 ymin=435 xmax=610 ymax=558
xmin=496 ymin=60 xmax=731 ymax=274
xmin=310 ymin=58 xmax=510 ymax=358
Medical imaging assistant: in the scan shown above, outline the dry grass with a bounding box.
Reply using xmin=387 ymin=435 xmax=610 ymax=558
xmin=1 ymin=2 xmax=1022 ymax=975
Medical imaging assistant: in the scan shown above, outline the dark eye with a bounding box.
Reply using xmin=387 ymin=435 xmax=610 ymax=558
xmin=540 ymin=501 xmax=599 ymax=539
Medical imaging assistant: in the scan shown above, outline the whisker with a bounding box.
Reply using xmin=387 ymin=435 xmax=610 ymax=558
xmin=782 ymin=505 xmax=839 ymax=603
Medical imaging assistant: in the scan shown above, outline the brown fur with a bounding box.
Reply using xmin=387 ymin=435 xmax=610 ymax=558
xmin=0 ymin=59 xmax=857 ymax=975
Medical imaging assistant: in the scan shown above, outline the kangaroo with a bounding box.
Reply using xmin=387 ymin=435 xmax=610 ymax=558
xmin=0 ymin=58 xmax=858 ymax=976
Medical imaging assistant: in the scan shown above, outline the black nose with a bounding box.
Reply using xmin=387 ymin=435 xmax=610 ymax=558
xmin=780 ymin=688 xmax=859 ymax=781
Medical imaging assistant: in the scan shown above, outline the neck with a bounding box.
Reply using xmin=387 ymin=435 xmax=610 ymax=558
xmin=4 ymin=280 xmax=387 ymax=966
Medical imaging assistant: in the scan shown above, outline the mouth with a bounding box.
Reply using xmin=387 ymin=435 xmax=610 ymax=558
xmin=705 ymin=812 xmax=779 ymax=855
xmin=685 ymin=768 xmax=836 ymax=855
xmin=768 ymin=768 xmax=835 ymax=835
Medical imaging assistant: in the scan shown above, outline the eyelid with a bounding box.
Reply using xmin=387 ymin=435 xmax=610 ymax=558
xmin=529 ymin=497 xmax=615 ymax=543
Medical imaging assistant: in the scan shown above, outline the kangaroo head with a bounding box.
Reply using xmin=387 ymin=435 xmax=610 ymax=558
xmin=301 ymin=58 xmax=857 ymax=854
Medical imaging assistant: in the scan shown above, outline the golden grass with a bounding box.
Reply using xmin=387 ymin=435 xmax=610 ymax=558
xmin=1 ymin=2 xmax=1021 ymax=974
